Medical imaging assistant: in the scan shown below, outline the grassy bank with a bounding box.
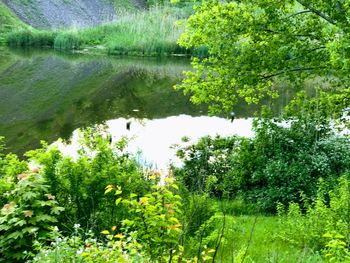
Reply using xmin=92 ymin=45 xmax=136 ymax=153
xmin=4 ymin=5 xmax=204 ymax=56
xmin=0 ymin=2 xmax=27 ymax=43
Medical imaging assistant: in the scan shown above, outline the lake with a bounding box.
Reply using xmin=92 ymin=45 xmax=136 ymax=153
xmin=0 ymin=48 xmax=293 ymax=167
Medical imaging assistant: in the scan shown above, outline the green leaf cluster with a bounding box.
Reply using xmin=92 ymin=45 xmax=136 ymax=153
xmin=0 ymin=171 xmax=64 ymax=261
xmin=175 ymin=117 xmax=350 ymax=212
xmin=114 ymin=177 xmax=183 ymax=261
xmin=25 ymin=127 xmax=151 ymax=235
xmin=177 ymin=0 xmax=350 ymax=113
xmin=277 ymin=175 xmax=350 ymax=260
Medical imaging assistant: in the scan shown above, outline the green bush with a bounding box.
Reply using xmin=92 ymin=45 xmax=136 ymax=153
xmin=174 ymin=135 xmax=240 ymax=197
xmin=278 ymin=175 xmax=350 ymax=261
xmin=110 ymin=177 xmax=183 ymax=261
xmin=25 ymin=127 xmax=151 ymax=235
xmin=175 ymin=118 xmax=350 ymax=212
xmin=0 ymin=137 xmax=28 ymax=209
xmin=0 ymin=171 xmax=64 ymax=261
xmin=236 ymin=118 xmax=350 ymax=211
xmin=32 ymin=178 xmax=213 ymax=262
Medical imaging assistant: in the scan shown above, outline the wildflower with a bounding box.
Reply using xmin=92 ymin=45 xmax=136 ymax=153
xmin=17 ymin=173 xmax=29 ymax=181
xmin=3 ymin=203 xmax=13 ymax=210
xmin=23 ymin=210 xmax=34 ymax=217
xmin=46 ymin=194 xmax=55 ymax=200
xmin=168 ymin=209 xmax=175 ymax=214
xmin=74 ymin=223 xmax=81 ymax=229
xmin=31 ymin=167 xmax=40 ymax=173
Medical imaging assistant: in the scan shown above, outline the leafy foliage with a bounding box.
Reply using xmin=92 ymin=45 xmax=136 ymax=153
xmin=174 ymin=136 xmax=240 ymax=197
xmin=108 ymin=176 xmax=183 ymax=261
xmin=277 ymin=175 xmax=350 ymax=261
xmin=0 ymin=171 xmax=64 ymax=261
xmin=177 ymin=0 xmax=350 ymax=112
xmin=0 ymin=137 xmax=28 ymax=209
xmin=32 ymin=178 xmax=214 ymax=262
xmin=175 ymin=117 xmax=350 ymax=211
xmin=25 ymin=127 xmax=151 ymax=234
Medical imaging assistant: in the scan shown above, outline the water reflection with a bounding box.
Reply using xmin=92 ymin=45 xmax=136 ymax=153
xmin=57 ymin=115 xmax=253 ymax=170
xmin=0 ymin=49 xmax=206 ymax=154
xmin=0 ymin=49 xmax=296 ymax=156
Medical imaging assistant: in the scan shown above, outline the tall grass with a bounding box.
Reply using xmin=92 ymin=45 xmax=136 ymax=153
xmin=4 ymin=6 xmax=203 ymax=56
xmin=80 ymin=6 xmax=189 ymax=55
xmin=6 ymin=30 xmax=56 ymax=47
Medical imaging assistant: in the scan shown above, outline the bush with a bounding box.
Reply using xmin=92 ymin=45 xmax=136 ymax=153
xmin=110 ymin=176 xmax=183 ymax=261
xmin=25 ymin=127 xmax=151 ymax=235
xmin=32 ymin=178 xmax=213 ymax=262
xmin=278 ymin=175 xmax=350 ymax=261
xmin=0 ymin=136 xmax=28 ymax=210
xmin=0 ymin=171 xmax=64 ymax=261
xmin=175 ymin=118 xmax=350 ymax=212
xmin=236 ymin=118 xmax=350 ymax=211
xmin=174 ymin=135 xmax=241 ymax=197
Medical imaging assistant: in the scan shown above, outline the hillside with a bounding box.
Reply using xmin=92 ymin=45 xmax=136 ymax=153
xmin=0 ymin=0 xmax=143 ymax=29
xmin=0 ymin=2 xmax=26 ymax=41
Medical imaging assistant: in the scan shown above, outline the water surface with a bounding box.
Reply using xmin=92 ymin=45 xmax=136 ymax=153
xmin=0 ymin=49 xmax=294 ymax=164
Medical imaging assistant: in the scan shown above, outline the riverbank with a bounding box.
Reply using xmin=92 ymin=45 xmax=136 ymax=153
xmin=1 ymin=4 xmax=206 ymax=57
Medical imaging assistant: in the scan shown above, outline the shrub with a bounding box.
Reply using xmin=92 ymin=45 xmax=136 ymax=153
xmin=236 ymin=118 xmax=350 ymax=211
xmin=278 ymin=175 xmax=350 ymax=260
xmin=0 ymin=171 xmax=64 ymax=261
xmin=25 ymin=127 xmax=151 ymax=235
xmin=175 ymin=118 xmax=350 ymax=212
xmin=32 ymin=178 xmax=213 ymax=262
xmin=174 ymin=135 xmax=241 ymax=197
xmin=0 ymin=139 xmax=27 ymax=208
xmin=109 ymin=176 xmax=183 ymax=261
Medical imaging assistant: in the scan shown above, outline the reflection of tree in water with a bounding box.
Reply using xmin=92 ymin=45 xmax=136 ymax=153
xmin=0 ymin=50 xmax=304 ymax=156
xmin=73 ymin=67 xmax=206 ymax=121
xmin=0 ymin=53 xmax=205 ymax=155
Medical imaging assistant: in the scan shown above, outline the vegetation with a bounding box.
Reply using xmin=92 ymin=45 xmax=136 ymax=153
xmin=177 ymin=0 xmax=350 ymax=113
xmin=278 ymin=175 xmax=350 ymax=262
xmin=4 ymin=5 xmax=199 ymax=56
xmin=0 ymin=0 xmax=350 ymax=262
xmin=174 ymin=116 xmax=350 ymax=212
xmin=0 ymin=122 xmax=349 ymax=261
xmin=0 ymin=2 xmax=27 ymax=43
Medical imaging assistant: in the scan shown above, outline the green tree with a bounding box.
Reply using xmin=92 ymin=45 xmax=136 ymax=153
xmin=177 ymin=0 xmax=350 ymax=113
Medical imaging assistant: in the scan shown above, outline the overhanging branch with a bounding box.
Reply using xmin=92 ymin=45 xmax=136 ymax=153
xmin=296 ymin=0 xmax=336 ymax=25
xmin=260 ymin=67 xmax=326 ymax=80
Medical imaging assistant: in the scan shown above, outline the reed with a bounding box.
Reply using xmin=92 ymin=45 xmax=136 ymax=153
xmin=4 ymin=6 xmax=204 ymax=56
xmin=6 ymin=30 xmax=56 ymax=47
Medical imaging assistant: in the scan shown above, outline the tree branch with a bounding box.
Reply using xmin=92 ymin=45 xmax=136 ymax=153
xmin=260 ymin=67 xmax=325 ymax=80
xmin=296 ymin=0 xmax=336 ymax=25
xmin=263 ymin=29 xmax=318 ymax=39
xmin=285 ymin=10 xmax=313 ymax=19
